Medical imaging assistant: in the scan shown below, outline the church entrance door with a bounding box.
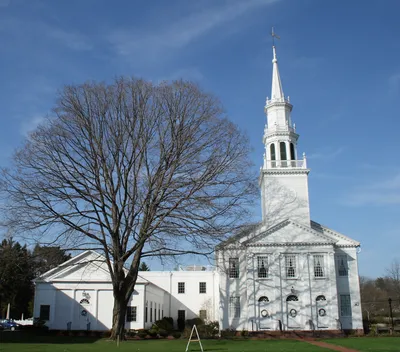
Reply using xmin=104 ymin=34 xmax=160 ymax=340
xmin=316 ymin=295 xmax=328 ymax=328
xmin=258 ymin=296 xmax=273 ymax=329
xmin=78 ymin=293 xmax=92 ymax=330
xmin=286 ymin=295 xmax=301 ymax=329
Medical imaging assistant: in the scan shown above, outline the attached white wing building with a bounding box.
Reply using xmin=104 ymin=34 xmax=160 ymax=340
xmin=34 ymin=45 xmax=363 ymax=333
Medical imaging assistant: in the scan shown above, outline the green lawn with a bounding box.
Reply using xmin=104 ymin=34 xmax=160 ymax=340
xmin=323 ymin=337 xmax=400 ymax=351
xmin=2 ymin=333 xmax=400 ymax=352
xmin=0 ymin=334 xmax=329 ymax=352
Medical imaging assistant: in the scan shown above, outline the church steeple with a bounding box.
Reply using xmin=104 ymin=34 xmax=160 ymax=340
xmin=260 ymin=39 xmax=311 ymax=226
xmin=271 ymin=46 xmax=284 ymax=101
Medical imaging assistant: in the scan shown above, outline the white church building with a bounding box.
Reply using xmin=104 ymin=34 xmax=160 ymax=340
xmin=33 ymin=45 xmax=363 ymax=333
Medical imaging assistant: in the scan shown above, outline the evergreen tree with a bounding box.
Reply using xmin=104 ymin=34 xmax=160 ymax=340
xmin=139 ymin=262 xmax=150 ymax=271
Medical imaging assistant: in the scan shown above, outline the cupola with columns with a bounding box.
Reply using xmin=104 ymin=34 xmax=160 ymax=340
xmin=260 ymin=43 xmax=311 ymax=226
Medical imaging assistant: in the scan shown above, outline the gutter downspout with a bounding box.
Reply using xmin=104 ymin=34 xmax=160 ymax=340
xmin=307 ymin=253 xmax=313 ymax=331
xmin=212 ymin=271 xmax=215 ymax=322
xmin=252 ymin=254 xmax=257 ymax=331
xmin=279 ymin=254 xmax=284 ymax=330
xmin=143 ymin=283 xmax=149 ymax=329
xmin=169 ymin=272 xmax=172 ymax=317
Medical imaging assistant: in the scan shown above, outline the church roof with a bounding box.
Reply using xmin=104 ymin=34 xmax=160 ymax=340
xmin=217 ymin=218 xmax=360 ymax=249
xmin=35 ymin=250 xmax=150 ymax=284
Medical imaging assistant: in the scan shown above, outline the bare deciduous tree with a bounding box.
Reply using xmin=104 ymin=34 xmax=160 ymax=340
xmin=0 ymin=78 xmax=257 ymax=338
xmin=386 ymin=259 xmax=400 ymax=297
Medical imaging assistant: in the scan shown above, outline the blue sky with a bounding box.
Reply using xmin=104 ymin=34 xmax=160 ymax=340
xmin=0 ymin=0 xmax=399 ymax=277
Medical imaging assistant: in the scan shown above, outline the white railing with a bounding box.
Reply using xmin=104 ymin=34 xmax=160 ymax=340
xmin=265 ymin=96 xmax=291 ymax=105
xmin=264 ymin=159 xmax=307 ymax=169
xmin=264 ymin=125 xmax=296 ymax=134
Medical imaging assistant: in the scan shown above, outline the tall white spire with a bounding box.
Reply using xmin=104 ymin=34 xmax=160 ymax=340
xmin=271 ymin=46 xmax=284 ymax=101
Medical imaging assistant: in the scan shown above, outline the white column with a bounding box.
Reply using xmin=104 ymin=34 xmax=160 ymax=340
xmin=285 ymin=141 xmax=290 ymax=166
xmin=276 ymin=141 xmax=281 ymax=167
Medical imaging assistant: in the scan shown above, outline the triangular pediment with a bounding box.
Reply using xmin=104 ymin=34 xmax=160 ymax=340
xmin=311 ymin=220 xmax=360 ymax=247
xmin=36 ymin=250 xmax=148 ymax=284
xmin=241 ymin=219 xmax=337 ymax=246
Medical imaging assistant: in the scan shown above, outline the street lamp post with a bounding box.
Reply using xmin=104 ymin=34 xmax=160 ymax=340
xmin=388 ymin=298 xmax=394 ymax=332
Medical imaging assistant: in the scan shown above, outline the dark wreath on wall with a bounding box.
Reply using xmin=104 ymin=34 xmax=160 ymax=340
xmin=318 ymin=308 xmax=326 ymax=317
xmin=289 ymin=309 xmax=297 ymax=318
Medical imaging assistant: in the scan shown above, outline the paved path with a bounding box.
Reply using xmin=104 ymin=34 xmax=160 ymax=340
xmin=302 ymin=339 xmax=360 ymax=352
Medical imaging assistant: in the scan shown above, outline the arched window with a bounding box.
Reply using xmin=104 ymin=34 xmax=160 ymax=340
xmin=280 ymin=142 xmax=287 ymax=161
xmin=270 ymin=144 xmax=276 ymax=160
xmin=80 ymin=298 xmax=90 ymax=305
xmin=316 ymin=295 xmax=326 ymax=302
xmin=258 ymin=296 xmax=269 ymax=302
xmin=286 ymin=295 xmax=298 ymax=302
xmin=290 ymin=143 xmax=295 ymax=160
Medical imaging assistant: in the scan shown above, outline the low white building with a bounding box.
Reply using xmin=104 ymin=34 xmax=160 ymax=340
xmin=33 ymin=44 xmax=363 ymax=333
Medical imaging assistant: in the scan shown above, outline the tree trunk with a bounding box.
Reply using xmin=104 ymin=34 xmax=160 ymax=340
xmin=110 ymin=291 xmax=129 ymax=340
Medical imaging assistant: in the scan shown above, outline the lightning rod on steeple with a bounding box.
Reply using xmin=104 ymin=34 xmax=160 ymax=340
xmin=271 ymin=26 xmax=280 ymax=47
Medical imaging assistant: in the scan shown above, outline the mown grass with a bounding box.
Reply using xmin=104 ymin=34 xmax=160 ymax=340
xmin=0 ymin=333 xmax=329 ymax=352
xmin=322 ymin=336 xmax=400 ymax=351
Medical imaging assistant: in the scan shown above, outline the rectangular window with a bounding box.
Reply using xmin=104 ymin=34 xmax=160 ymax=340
xmin=178 ymin=310 xmax=185 ymax=322
xmin=229 ymin=296 xmax=240 ymax=319
xmin=257 ymin=256 xmax=269 ymax=278
xmin=158 ymin=304 xmax=160 ymax=320
xmin=199 ymin=282 xmax=207 ymax=294
xmin=145 ymin=301 xmax=148 ymax=323
xmin=126 ymin=306 xmax=137 ymax=322
xmin=150 ymin=302 xmax=153 ymax=323
xmin=178 ymin=282 xmax=185 ymax=294
xmin=39 ymin=305 xmax=50 ymax=320
xmin=313 ymin=255 xmax=325 ymax=278
xmin=285 ymin=254 xmax=296 ymax=278
xmin=154 ymin=304 xmax=157 ymax=322
xmin=340 ymin=294 xmax=351 ymax=317
xmin=337 ymin=255 xmax=348 ymax=276
xmin=229 ymin=258 xmax=239 ymax=278
xmin=199 ymin=310 xmax=207 ymax=321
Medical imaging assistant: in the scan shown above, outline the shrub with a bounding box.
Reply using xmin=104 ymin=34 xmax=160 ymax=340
xmin=200 ymin=321 xmax=219 ymax=338
xmin=221 ymin=328 xmax=236 ymax=338
xmin=183 ymin=327 xmax=192 ymax=338
xmin=172 ymin=331 xmax=181 ymax=339
xmin=126 ymin=330 xmax=136 ymax=338
xmin=138 ymin=332 xmax=147 ymax=339
xmin=177 ymin=318 xmax=185 ymax=332
xmin=102 ymin=330 xmax=112 ymax=338
xmin=241 ymin=329 xmax=249 ymax=337
xmin=185 ymin=317 xmax=204 ymax=328
xmin=154 ymin=317 xmax=173 ymax=332
xmin=158 ymin=329 xmax=168 ymax=338
xmin=163 ymin=317 xmax=173 ymax=326
xmin=148 ymin=329 xmax=158 ymax=338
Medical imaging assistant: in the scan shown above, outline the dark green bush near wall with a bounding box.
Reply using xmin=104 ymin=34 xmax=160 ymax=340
xmin=158 ymin=329 xmax=168 ymax=338
xmin=220 ymin=328 xmax=236 ymax=339
xmin=154 ymin=317 xmax=174 ymax=332
xmin=185 ymin=317 xmax=204 ymax=328
xmin=172 ymin=331 xmax=181 ymax=339
xmin=177 ymin=318 xmax=185 ymax=331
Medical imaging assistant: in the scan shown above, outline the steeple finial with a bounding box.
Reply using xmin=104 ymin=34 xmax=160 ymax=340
xmin=270 ymin=28 xmax=284 ymax=101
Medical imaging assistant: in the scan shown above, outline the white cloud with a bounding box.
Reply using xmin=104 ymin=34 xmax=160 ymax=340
xmin=307 ymin=146 xmax=345 ymax=160
xmin=20 ymin=115 xmax=45 ymax=137
xmin=107 ymin=0 xmax=279 ymax=62
xmin=45 ymin=26 xmax=93 ymax=51
xmin=0 ymin=17 xmax=92 ymax=52
xmin=162 ymin=67 xmax=204 ymax=82
xmin=343 ymin=172 xmax=400 ymax=206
